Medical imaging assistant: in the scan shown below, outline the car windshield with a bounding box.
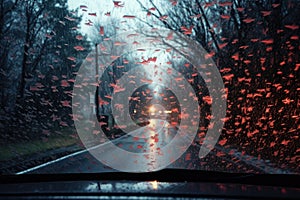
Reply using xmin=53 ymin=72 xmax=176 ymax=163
xmin=0 ymin=0 xmax=299 ymax=175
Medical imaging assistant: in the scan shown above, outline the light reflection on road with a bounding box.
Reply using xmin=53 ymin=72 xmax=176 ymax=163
xmin=111 ymin=118 xmax=177 ymax=154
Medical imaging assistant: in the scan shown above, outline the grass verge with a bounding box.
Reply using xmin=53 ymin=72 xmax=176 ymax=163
xmin=0 ymin=132 xmax=81 ymax=162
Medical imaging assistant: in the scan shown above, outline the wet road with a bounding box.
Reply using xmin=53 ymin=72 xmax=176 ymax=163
xmin=31 ymin=119 xmax=181 ymax=173
xmin=28 ymin=119 xmax=287 ymax=174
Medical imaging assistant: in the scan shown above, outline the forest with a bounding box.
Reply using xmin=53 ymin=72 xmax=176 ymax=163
xmin=0 ymin=0 xmax=299 ymax=172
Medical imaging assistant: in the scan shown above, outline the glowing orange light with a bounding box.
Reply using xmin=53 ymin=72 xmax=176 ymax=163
xmin=150 ymin=180 xmax=158 ymax=190
xmin=149 ymin=106 xmax=156 ymax=113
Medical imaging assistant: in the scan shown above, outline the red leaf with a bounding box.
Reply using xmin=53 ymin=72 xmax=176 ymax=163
xmin=285 ymin=25 xmax=299 ymax=30
xmin=218 ymin=138 xmax=227 ymax=146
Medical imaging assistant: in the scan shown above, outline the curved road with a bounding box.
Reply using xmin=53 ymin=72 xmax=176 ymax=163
xmin=20 ymin=119 xmax=288 ymax=174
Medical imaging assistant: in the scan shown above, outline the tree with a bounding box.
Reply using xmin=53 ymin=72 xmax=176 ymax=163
xmin=0 ymin=0 xmax=21 ymax=112
xmin=0 ymin=0 xmax=91 ymax=141
xmin=135 ymin=0 xmax=299 ymax=169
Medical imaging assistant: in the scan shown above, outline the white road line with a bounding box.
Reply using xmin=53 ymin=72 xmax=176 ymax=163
xmin=16 ymin=144 xmax=101 ymax=175
xmin=16 ymin=126 xmax=148 ymax=175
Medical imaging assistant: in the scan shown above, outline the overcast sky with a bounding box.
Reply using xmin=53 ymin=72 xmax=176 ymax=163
xmin=67 ymin=0 xmax=157 ymax=38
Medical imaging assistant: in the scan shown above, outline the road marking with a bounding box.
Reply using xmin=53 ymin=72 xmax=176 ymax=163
xmin=16 ymin=144 xmax=99 ymax=175
xmin=17 ymin=124 xmax=291 ymax=174
xmin=16 ymin=126 xmax=148 ymax=174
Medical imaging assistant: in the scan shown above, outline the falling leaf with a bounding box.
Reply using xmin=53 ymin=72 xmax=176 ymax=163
xmin=190 ymin=14 xmax=201 ymax=18
xmin=80 ymin=5 xmax=88 ymax=9
xmin=237 ymin=7 xmax=244 ymax=12
xmin=76 ymin=35 xmax=83 ymax=40
xmin=166 ymin=31 xmax=173 ymax=40
xmin=221 ymin=15 xmax=230 ymax=20
xmin=170 ymin=0 xmax=177 ymax=6
xmin=284 ymin=25 xmax=299 ymax=30
xmin=272 ymin=3 xmax=280 ymax=8
xmin=74 ymin=45 xmax=85 ymax=51
xmin=231 ymin=53 xmax=239 ymax=61
xmin=64 ymin=15 xmax=76 ymax=21
xmin=204 ymin=2 xmax=215 ymax=8
xmin=243 ymin=18 xmax=255 ymax=23
xmin=281 ymin=140 xmax=290 ymax=145
xmin=205 ymin=52 xmax=215 ymax=59
xmin=67 ymin=57 xmax=76 ymax=62
xmin=290 ymin=35 xmax=299 ymax=40
xmin=159 ymin=15 xmax=168 ymax=21
xmin=88 ymin=13 xmax=97 ymax=16
xmin=261 ymin=11 xmax=272 ymax=16
xmin=219 ymin=42 xmax=228 ymax=49
xmin=222 ymin=74 xmax=234 ymax=81
xmin=202 ymin=96 xmax=212 ymax=105
xmin=113 ymin=1 xmax=124 ymax=8
xmin=99 ymin=26 xmax=104 ymax=36
xmin=219 ymin=1 xmax=232 ymax=7
xmin=181 ymin=25 xmax=194 ymax=35
xmin=123 ymin=15 xmax=136 ymax=19
xmin=58 ymin=21 xmax=65 ymax=26
xmin=137 ymin=57 xmax=157 ymax=65
xmin=60 ymin=80 xmax=69 ymax=87
xmin=61 ymin=100 xmax=71 ymax=107
xmin=84 ymin=19 xmax=93 ymax=26
xmin=282 ymin=98 xmax=293 ymax=104
xmin=185 ymin=153 xmax=191 ymax=161
xmin=261 ymin=39 xmax=274 ymax=45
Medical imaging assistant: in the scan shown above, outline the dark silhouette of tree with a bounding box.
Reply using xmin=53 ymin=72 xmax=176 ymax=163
xmin=0 ymin=0 xmax=91 ymax=141
xmin=135 ymin=0 xmax=299 ymax=170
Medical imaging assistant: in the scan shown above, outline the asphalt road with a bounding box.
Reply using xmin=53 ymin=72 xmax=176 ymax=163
xmin=26 ymin=119 xmax=287 ymax=174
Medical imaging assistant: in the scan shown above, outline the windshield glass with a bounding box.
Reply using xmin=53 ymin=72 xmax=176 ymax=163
xmin=0 ymin=0 xmax=299 ymax=175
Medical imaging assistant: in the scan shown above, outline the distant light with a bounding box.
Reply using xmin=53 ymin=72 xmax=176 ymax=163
xmin=150 ymin=180 xmax=158 ymax=190
xmin=164 ymin=110 xmax=172 ymax=114
xmin=149 ymin=106 xmax=156 ymax=113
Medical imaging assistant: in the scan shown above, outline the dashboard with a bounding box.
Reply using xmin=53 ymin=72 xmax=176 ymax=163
xmin=1 ymin=170 xmax=299 ymax=199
